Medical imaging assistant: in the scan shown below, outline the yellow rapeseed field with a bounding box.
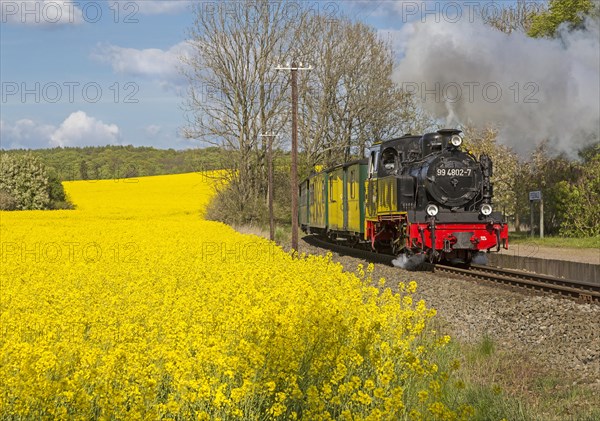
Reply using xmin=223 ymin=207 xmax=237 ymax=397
xmin=0 ymin=172 xmax=471 ymax=420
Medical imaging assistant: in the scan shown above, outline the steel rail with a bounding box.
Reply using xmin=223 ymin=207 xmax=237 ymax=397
xmin=434 ymin=264 xmax=600 ymax=304
xmin=303 ymin=235 xmax=599 ymax=304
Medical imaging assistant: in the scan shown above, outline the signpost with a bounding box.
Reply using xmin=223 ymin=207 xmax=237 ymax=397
xmin=529 ymin=190 xmax=543 ymax=238
xmin=528 ymin=191 xmax=541 ymax=201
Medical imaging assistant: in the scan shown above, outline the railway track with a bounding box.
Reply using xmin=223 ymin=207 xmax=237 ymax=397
xmin=434 ymin=264 xmax=600 ymax=304
xmin=303 ymin=235 xmax=600 ymax=304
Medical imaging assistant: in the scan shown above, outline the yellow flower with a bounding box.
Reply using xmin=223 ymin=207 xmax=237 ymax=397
xmin=266 ymin=381 xmax=277 ymax=393
xmin=0 ymin=172 xmax=462 ymax=420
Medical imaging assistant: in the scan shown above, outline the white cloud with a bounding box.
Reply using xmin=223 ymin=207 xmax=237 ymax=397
xmin=92 ymin=41 xmax=192 ymax=89
xmin=50 ymin=111 xmax=120 ymax=147
xmin=0 ymin=0 xmax=83 ymax=26
xmin=0 ymin=118 xmax=55 ymax=149
xmin=1 ymin=112 xmax=120 ymax=149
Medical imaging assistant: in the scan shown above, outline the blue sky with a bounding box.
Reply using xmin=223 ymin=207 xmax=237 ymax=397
xmin=0 ymin=1 xmax=531 ymax=150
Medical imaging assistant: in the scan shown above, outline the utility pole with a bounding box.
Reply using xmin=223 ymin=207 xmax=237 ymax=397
xmin=275 ymin=61 xmax=312 ymax=253
xmin=260 ymin=133 xmax=276 ymax=241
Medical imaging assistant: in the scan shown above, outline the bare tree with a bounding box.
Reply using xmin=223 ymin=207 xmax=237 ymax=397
xmin=296 ymin=17 xmax=430 ymax=170
xmin=182 ymin=1 xmax=304 ymax=220
xmin=182 ymin=4 xmax=432 ymax=223
xmin=484 ymin=0 xmax=546 ymax=34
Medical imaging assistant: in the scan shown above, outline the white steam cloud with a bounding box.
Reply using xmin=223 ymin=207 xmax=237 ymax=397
xmin=391 ymin=253 xmax=426 ymax=271
xmin=393 ymin=18 xmax=600 ymax=155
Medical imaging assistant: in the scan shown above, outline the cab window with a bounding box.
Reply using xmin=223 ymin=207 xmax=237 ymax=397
xmin=381 ymin=147 xmax=398 ymax=174
xmin=368 ymin=150 xmax=379 ymax=178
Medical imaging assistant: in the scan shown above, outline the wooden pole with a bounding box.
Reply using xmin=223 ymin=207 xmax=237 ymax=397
xmin=275 ymin=61 xmax=311 ymax=253
xmin=260 ymin=133 xmax=276 ymax=242
xmin=291 ymin=63 xmax=298 ymax=252
xmin=268 ymin=135 xmax=274 ymax=241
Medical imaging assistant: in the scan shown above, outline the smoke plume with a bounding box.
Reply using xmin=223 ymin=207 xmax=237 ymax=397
xmin=393 ymin=18 xmax=600 ymax=155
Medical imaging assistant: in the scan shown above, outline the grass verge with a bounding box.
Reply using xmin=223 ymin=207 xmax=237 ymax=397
xmin=509 ymin=232 xmax=600 ymax=249
xmin=431 ymin=328 xmax=600 ymax=421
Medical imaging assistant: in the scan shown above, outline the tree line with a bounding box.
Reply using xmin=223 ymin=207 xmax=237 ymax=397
xmin=1 ymin=145 xmax=229 ymax=182
xmin=0 ymin=146 xmax=232 ymax=211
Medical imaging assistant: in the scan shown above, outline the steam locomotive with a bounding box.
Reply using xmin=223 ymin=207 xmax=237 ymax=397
xmin=299 ymin=129 xmax=509 ymax=268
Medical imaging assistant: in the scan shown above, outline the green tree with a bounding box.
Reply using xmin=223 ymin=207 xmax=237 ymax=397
xmin=79 ymin=159 xmax=89 ymax=180
xmin=526 ymin=142 xmax=579 ymax=235
xmin=46 ymin=168 xmax=73 ymax=209
xmin=557 ymin=144 xmax=600 ymax=237
xmin=485 ymin=0 xmax=544 ymax=34
xmin=0 ymin=153 xmax=50 ymax=210
xmin=528 ymin=0 xmax=598 ymax=38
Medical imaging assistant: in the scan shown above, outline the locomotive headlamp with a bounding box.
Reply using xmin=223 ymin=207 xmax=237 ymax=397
xmin=481 ymin=203 xmax=493 ymax=216
xmin=450 ymin=135 xmax=462 ymax=147
xmin=426 ymin=204 xmax=439 ymax=217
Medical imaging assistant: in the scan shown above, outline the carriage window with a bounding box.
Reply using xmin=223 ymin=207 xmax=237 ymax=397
xmin=381 ymin=148 xmax=398 ymax=172
xmin=350 ymin=170 xmax=355 ymax=199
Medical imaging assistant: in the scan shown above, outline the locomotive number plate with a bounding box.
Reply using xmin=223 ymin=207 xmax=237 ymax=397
xmin=436 ymin=168 xmax=472 ymax=177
